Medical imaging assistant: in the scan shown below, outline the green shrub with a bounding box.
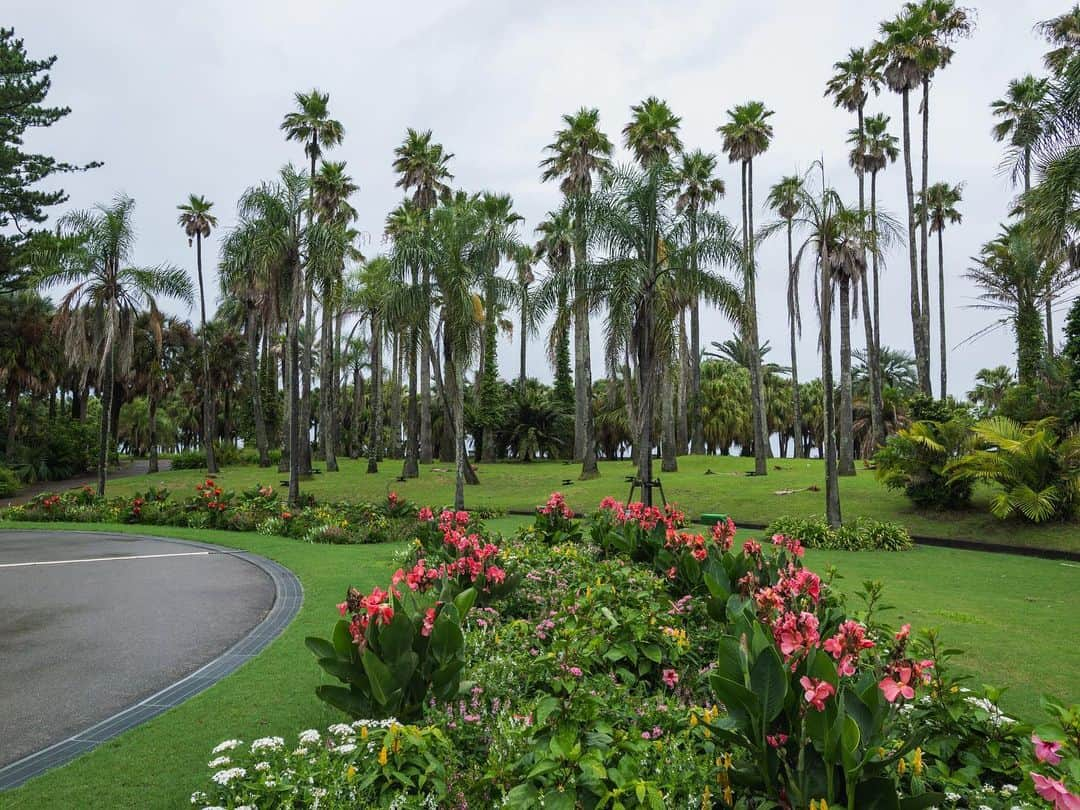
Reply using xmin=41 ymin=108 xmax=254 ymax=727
xmin=766 ymin=515 xmax=913 ymax=551
xmin=169 ymin=450 xmax=207 ymax=469
xmin=874 ymin=417 xmax=975 ymax=509
xmin=0 ymin=466 xmax=20 ymax=497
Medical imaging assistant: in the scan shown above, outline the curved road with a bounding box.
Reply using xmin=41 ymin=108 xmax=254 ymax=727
xmin=0 ymin=531 xmax=276 ymax=770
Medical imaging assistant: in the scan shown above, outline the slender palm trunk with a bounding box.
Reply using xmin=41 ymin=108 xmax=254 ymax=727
xmin=635 ymin=300 xmax=657 ymax=506
xmin=868 ymin=171 xmax=886 ymax=448
xmin=919 ymin=77 xmax=933 ymax=396
xmin=786 ymin=220 xmax=803 ymax=459
xmin=351 ymin=364 xmax=363 ymax=459
xmin=321 ymin=281 xmax=339 ymax=471
xmin=403 ymin=267 xmax=420 ymax=477
xmin=288 ymin=266 xmax=303 ymax=505
xmin=688 ymin=198 xmax=703 ymax=454
xmin=676 ymin=309 xmax=689 ymax=453
xmin=871 ymin=171 xmax=882 ymax=357
xmin=937 ymin=226 xmax=948 ymax=397
xmin=147 ymin=380 xmax=159 ymax=473
xmin=195 ymin=234 xmax=218 ymax=474
xmin=855 ymin=106 xmax=883 ymax=452
xmin=97 ymin=315 xmax=117 ymax=496
xmin=279 ymin=338 xmax=290 ymax=473
xmin=572 ymin=204 xmax=599 ymax=479
xmin=444 ymin=332 xmax=468 ymax=510
xmin=247 ymin=304 xmax=270 ymax=466
xmin=519 ymin=284 xmax=528 ymax=396
xmin=901 ymin=88 xmax=929 ymax=394
xmin=419 ymin=268 xmax=433 ymax=464
xmin=838 ymin=276 xmax=855 ymax=474
xmin=821 ymin=257 xmax=841 ymax=527
xmin=660 ymin=363 xmax=677 ymax=472
xmin=387 ymin=332 xmax=401 ymax=458
xmin=367 ymin=315 xmax=382 ymax=474
xmin=744 ymin=160 xmax=768 ymax=474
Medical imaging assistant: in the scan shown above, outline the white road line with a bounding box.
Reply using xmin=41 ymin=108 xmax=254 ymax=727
xmin=0 ymin=551 xmax=213 ymax=569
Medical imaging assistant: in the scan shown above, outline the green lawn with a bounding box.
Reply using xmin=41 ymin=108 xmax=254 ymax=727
xmin=94 ymin=455 xmax=1080 ymax=551
xmin=0 ymin=520 xmax=1076 ymax=809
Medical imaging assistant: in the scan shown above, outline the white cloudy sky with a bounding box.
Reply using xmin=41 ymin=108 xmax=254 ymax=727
xmin=8 ymin=0 xmax=1068 ymax=396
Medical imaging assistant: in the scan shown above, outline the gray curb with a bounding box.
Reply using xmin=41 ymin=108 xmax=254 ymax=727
xmin=0 ymin=530 xmax=303 ymax=791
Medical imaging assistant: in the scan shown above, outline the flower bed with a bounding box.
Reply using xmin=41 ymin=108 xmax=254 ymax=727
xmin=193 ymin=494 xmax=1078 ymax=809
xmin=0 ymin=484 xmax=503 ymax=546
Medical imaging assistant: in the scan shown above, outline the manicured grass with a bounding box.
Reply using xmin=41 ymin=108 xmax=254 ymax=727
xmin=94 ymin=455 xmax=1080 ymax=551
xmin=1 ymin=520 xmax=1076 ymax=808
xmin=0 ymin=522 xmax=404 ymax=810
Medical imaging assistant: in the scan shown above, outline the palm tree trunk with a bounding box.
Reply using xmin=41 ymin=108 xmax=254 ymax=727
xmin=444 ymin=332 xmax=469 ymax=509
xmin=279 ymin=338 xmax=290 ymax=473
xmin=367 ymin=315 xmax=382 ymax=474
xmin=786 ymin=220 xmax=803 ymax=459
xmin=247 ymin=304 xmax=271 ymax=466
xmin=97 ymin=335 xmax=116 ymax=497
xmin=689 ymin=290 xmax=705 ymax=455
xmin=351 ymin=364 xmax=363 ymax=459
xmin=288 ymin=268 xmax=303 ymax=505
xmin=901 ymin=89 xmax=929 ymax=395
xmin=676 ymin=309 xmax=689 ymax=454
xmin=855 ymin=105 xmax=884 ymax=452
xmin=838 ymin=276 xmax=855 ymax=475
xmin=519 ymin=284 xmax=528 ymax=396
xmin=871 ymin=171 xmax=882 ymax=358
xmin=147 ymin=381 xmax=159 ymax=473
xmin=745 ymin=160 xmax=768 ymax=475
xmin=6 ymin=388 xmax=18 ymax=462
xmin=938 ymin=226 xmax=948 ymax=397
xmin=572 ymin=207 xmax=599 ymax=480
xmin=403 ymin=328 xmax=419 ymax=477
xmin=820 ymin=255 xmax=841 ymax=527
xmin=661 ymin=365 xmax=677 ymax=472
xmin=420 ymin=267 xmax=433 ymax=464
xmin=301 ymin=285 xmax=314 ymax=472
xmin=388 ymin=332 xmax=401 ymax=458
xmin=321 ymin=282 xmax=339 ymax=471
xmin=919 ymin=77 xmax=933 ymax=396
xmin=195 ymin=234 xmax=218 ymax=474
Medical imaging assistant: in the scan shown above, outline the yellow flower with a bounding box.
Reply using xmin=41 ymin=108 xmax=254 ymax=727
xmin=809 ymin=801 xmax=829 ymax=810
xmin=897 ymin=757 xmax=907 ymax=775
xmin=722 ymin=784 xmax=733 ymax=806
xmin=360 ymin=726 xmax=368 ymax=740
xmin=377 ymin=746 xmax=388 ymax=767
xmin=703 ymin=786 xmax=711 ymax=804
xmin=346 ymin=765 xmax=356 ymax=781
xmin=718 ymin=752 xmax=733 ymax=770
xmin=689 ymin=713 xmax=699 ymax=727
xmin=912 ymin=747 xmax=923 ymax=776
xmin=703 ymin=727 xmax=711 ymax=738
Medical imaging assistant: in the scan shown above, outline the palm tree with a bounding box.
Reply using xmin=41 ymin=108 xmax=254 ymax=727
xmin=590 ymin=163 xmax=741 ymax=503
xmin=763 ymin=173 xmax=806 ymax=458
xmin=392 ymin=128 xmax=454 ymax=467
xmin=966 ymin=365 xmax=1015 ymax=417
xmin=512 ymin=244 xmax=537 ymax=397
xmin=534 ymin=209 xmax=576 ymax=425
xmin=177 ymin=194 xmax=219 ymax=473
xmin=280 ymin=89 xmax=344 ymax=475
xmin=851 ymin=114 xmax=900 ymax=371
xmin=826 ymin=46 xmax=883 ymax=467
xmin=0 ymin=293 xmax=56 ymax=461
xmin=38 ymin=194 xmax=193 ymax=495
xmin=719 ymin=100 xmax=774 ymax=475
xmin=623 ymin=96 xmax=683 ymax=167
xmin=357 ymin=257 xmax=393 ymax=475
xmin=540 ymin=108 xmax=613 ymax=479
xmin=235 ymin=166 xmax=307 ymax=502
xmin=991 ymin=75 xmax=1051 ymax=194
xmin=674 ymin=149 xmax=726 ymax=456
xmin=915 ymin=181 xmax=963 ymax=397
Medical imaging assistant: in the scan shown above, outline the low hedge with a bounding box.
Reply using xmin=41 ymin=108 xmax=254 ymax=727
xmin=765 ymin=514 xmax=913 ymax=551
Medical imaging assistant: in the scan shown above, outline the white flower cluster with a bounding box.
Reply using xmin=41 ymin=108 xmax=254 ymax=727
xmin=298 ymin=728 xmax=321 ymax=745
xmin=250 ymin=736 xmax=285 ymax=753
xmin=964 ymin=696 xmax=1016 ymax=726
xmin=351 ymin=717 xmax=399 ymax=729
xmin=206 ymin=756 xmax=231 ymax=769
xmin=210 ymin=766 xmax=246 ymax=785
xmin=211 ymin=739 xmax=242 ymax=754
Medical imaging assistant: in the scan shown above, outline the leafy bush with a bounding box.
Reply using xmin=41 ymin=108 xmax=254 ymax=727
xmin=6 ymin=417 xmax=96 ymax=483
xmin=874 ymin=418 xmax=975 ymax=509
xmin=766 ymin=515 xmax=913 ymax=551
xmin=0 ymin=466 xmax=19 ymax=497
xmin=947 ymin=416 xmax=1080 ymax=522
xmin=169 ymin=449 xmax=208 ymax=469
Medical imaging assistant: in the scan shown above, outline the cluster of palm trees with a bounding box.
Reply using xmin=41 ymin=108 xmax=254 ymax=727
xmin=6 ymin=2 xmax=1077 ymax=523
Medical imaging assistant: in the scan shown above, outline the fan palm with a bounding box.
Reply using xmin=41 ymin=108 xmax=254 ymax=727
xmin=763 ymin=173 xmax=806 ymax=458
xmin=177 ymin=193 xmax=219 ymax=473
xmin=674 ymin=149 xmax=726 ymax=455
xmin=966 ymin=365 xmax=1015 ymax=417
xmin=281 ymin=89 xmax=344 ymax=475
xmin=991 ymin=75 xmax=1051 ymax=193
xmin=392 ymin=128 xmax=454 ymax=465
xmin=719 ymin=100 xmax=774 ymax=475
xmin=623 ymin=96 xmax=683 ymax=167
xmin=826 ymin=45 xmax=885 ymax=460
xmin=540 ymin=107 xmax=613 ymax=477
xmin=914 ymin=181 xmax=963 ymax=396
xmin=36 ymin=194 xmax=193 ymax=495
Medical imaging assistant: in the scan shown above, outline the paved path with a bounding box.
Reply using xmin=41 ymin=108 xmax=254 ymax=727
xmin=0 ymin=530 xmax=275 ymax=769
xmin=2 ymin=459 xmax=173 ymax=507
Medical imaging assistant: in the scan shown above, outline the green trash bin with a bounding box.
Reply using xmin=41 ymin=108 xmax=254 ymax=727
xmin=699 ymin=513 xmax=728 ymax=525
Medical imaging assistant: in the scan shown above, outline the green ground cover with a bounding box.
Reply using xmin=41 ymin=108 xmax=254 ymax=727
xmin=93 ymin=455 xmax=1080 ymax=551
xmin=1 ymin=518 xmax=1076 ymax=808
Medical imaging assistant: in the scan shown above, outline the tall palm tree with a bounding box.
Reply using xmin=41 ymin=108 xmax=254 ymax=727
xmin=623 ymin=96 xmax=683 ymax=167
xmin=236 ymin=166 xmax=307 ymax=503
xmin=38 ymin=194 xmax=193 ymax=495
xmin=763 ymin=173 xmax=806 ymax=458
xmin=915 ymin=181 xmax=963 ymax=396
xmin=852 ymin=114 xmax=901 ymax=373
xmin=590 ymin=163 xmax=741 ymax=503
xmin=177 ymin=194 xmax=219 ymax=473
xmin=826 ymin=46 xmax=883 ymax=467
xmin=357 ymin=257 xmax=393 ymax=475
xmin=534 ymin=209 xmax=576 ymax=424
xmin=280 ymin=89 xmax=344 ymax=474
xmin=512 ymin=244 xmax=537 ymax=396
xmin=991 ymin=75 xmax=1051 ymax=194
xmin=719 ymin=100 xmax=774 ymax=475
xmin=674 ymin=149 xmax=726 ymax=455
xmin=540 ymin=108 xmax=613 ymax=479
xmin=392 ymin=128 xmax=454 ymax=467
xmin=311 ymin=161 xmax=359 ymax=473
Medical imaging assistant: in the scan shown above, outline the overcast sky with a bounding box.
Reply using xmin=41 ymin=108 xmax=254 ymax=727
xmin=9 ymin=0 xmax=1069 ymax=397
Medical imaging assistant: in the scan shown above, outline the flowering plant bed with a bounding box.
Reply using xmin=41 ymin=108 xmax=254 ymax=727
xmin=191 ymin=493 xmax=1075 ymax=808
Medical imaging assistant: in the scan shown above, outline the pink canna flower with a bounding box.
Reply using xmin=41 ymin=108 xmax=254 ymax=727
xmin=879 ymin=666 xmax=916 ymax=703
xmin=1031 ymin=773 xmax=1080 ymax=810
xmin=662 ymin=669 xmax=679 ymax=688
xmin=767 ymin=733 xmax=789 ymax=748
xmin=1033 ymin=734 xmax=1064 ymax=766
xmin=799 ymin=676 xmax=835 ymax=711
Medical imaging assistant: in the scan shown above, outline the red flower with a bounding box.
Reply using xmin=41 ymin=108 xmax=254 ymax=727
xmin=799 ymin=676 xmax=835 ymax=711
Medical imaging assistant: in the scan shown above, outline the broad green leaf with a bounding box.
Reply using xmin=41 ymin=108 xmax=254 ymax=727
xmin=750 ymin=646 xmax=788 ymax=722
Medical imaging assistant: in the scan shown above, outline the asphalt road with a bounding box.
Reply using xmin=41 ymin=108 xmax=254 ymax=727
xmin=0 ymin=531 xmax=275 ymax=768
